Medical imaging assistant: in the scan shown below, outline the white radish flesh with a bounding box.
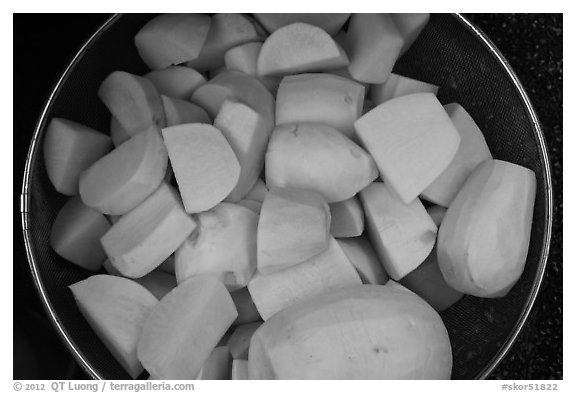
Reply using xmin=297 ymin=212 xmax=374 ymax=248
xmin=161 ymin=95 xmax=210 ymax=126
xmin=370 ymin=73 xmax=439 ymax=105
xmin=232 ymin=359 xmax=249 ymax=380
xmin=195 ymin=346 xmax=232 ymax=380
xmin=227 ymin=322 xmax=263 ymax=360
xmin=134 ymin=270 xmax=177 ymax=300
xmin=244 ymin=178 xmax=268 ymax=203
xmin=237 ymin=199 xmax=262 ymax=214
xmin=110 ymin=116 xmax=131 ymax=146
xmin=329 ymin=196 xmax=364 ymax=238
xmin=145 ymin=66 xmax=206 ymax=100
xmin=253 ymin=13 xmax=351 ymax=36
xmin=338 ymin=236 xmax=389 ymax=285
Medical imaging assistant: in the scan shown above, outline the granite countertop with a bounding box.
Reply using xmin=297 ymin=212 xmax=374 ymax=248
xmin=13 ymin=14 xmax=562 ymax=379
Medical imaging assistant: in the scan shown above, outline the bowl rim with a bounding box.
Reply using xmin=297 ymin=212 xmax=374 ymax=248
xmin=20 ymin=13 xmax=554 ymax=380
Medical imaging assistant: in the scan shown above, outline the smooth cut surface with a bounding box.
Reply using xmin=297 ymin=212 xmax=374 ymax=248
xmin=145 ymin=66 xmax=206 ymax=100
xmin=232 ymin=359 xmax=249 ymax=380
xmin=338 ymin=236 xmax=389 ymax=285
xmin=370 ymin=73 xmax=439 ymax=105
xmin=329 ymin=196 xmax=364 ymax=238
xmin=227 ymin=321 xmax=263 ymax=360
xmin=244 ymin=179 xmax=268 ymax=203
xmin=161 ymin=95 xmax=210 ymax=127
xmin=195 ymin=347 xmax=232 ymax=380
xmin=253 ymin=14 xmax=350 ymax=36
xmin=134 ymin=270 xmax=177 ymax=300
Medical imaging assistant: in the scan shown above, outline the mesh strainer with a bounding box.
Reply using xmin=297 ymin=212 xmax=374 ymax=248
xmin=20 ymin=13 xmax=553 ymax=380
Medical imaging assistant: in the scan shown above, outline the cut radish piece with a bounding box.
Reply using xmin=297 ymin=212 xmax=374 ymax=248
xmin=137 ymin=276 xmax=238 ymax=379
xmin=248 ymin=237 xmax=361 ymax=320
xmin=161 ymin=95 xmax=210 ymax=126
xmin=135 ymin=14 xmax=211 ymax=70
xmin=338 ymin=236 xmax=389 ymax=285
xmin=275 ymin=73 xmax=365 ymax=138
xmin=237 ymin=199 xmax=262 ymax=214
xmin=214 ymin=98 xmax=272 ymax=202
xmin=355 ymin=93 xmax=461 ymax=203
xmin=231 ymin=287 xmax=262 ymax=325
xmin=329 ymin=196 xmax=364 ymax=238
xmin=253 ymin=13 xmax=350 ymax=36
xmin=134 ymin=270 xmax=177 ymax=300
xmin=98 ymin=71 xmax=165 ymax=136
xmin=232 ymin=359 xmax=249 ymax=380
xmin=370 ymin=73 xmax=439 ymax=105
xmin=224 ymin=42 xmax=281 ymax=95
xmin=145 ymin=66 xmax=206 ymax=100
xmin=50 ymin=197 xmax=110 ymax=271
xmin=187 ymin=13 xmax=262 ymax=71
xmin=421 ymin=103 xmax=492 ymax=207
xmin=437 ymin=159 xmax=536 ymax=298
xmin=79 ymin=127 xmax=168 ymax=215
xmin=391 ymin=14 xmax=430 ymax=55
xmin=162 ymin=123 xmax=240 ymax=213
xmin=257 ymin=187 xmax=331 ymax=274
xmin=257 ymin=23 xmax=349 ymax=77
xmin=70 ymin=275 xmax=157 ymax=379
xmin=43 ymin=118 xmax=112 ymax=195
xmin=110 ymin=117 xmax=130 ymax=146
xmin=175 ymin=203 xmax=258 ymax=290
xmin=101 ymin=183 xmax=197 ymax=278
xmin=266 ymin=123 xmax=378 ymax=203
xmin=359 ymin=182 xmax=437 ymax=281
xmin=195 ymin=346 xmax=232 ymax=380
xmin=427 ymin=205 xmax=447 ymax=227
xmin=345 ymin=14 xmax=404 ymax=83
xmin=103 ymin=258 xmax=122 ymax=276
xmin=227 ymin=321 xmax=263 ymax=359
xmin=244 ymin=179 xmax=268 ymax=203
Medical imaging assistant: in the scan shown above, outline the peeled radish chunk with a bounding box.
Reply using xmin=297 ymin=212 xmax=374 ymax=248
xmin=43 ymin=118 xmax=112 ymax=195
xmin=338 ymin=236 xmax=389 ymax=285
xmin=231 ymin=287 xmax=262 ymax=325
xmin=391 ymin=14 xmax=430 ymax=55
xmin=253 ymin=14 xmax=350 ymax=36
xmin=227 ymin=322 xmax=263 ymax=359
xmin=370 ymin=73 xmax=439 ymax=105
xmin=345 ymin=14 xmax=404 ymax=83
xmin=355 ymin=93 xmax=461 ymax=204
xmin=237 ymin=199 xmax=262 ymax=214
xmin=244 ymin=179 xmax=268 ymax=203
xmin=257 ymin=23 xmax=349 ymax=77
xmin=437 ymin=159 xmax=536 ymax=298
xmin=101 ymin=183 xmax=197 ymax=278
xmin=427 ymin=205 xmax=447 ymax=227
xmin=190 ymin=71 xmax=275 ymax=124
xmin=329 ymin=196 xmax=364 ymax=238
xmin=79 ymin=127 xmax=168 ymax=215
xmin=145 ymin=66 xmax=206 ymax=100
xmin=249 ymin=285 xmax=452 ymax=379
xmin=266 ymin=123 xmax=378 ymax=203
xmin=421 ymin=103 xmax=492 ymax=207
xmin=137 ymin=276 xmax=238 ymax=379
xmin=98 ymin=71 xmax=165 ymax=137
xmin=162 ymin=124 xmax=240 ymax=213
xmin=359 ymin=182 xmax=437 ymax=281
xmin=275 ymin=73 xmax=365 ymax=138
xmin=248 ymin=237 xmax=361 ymax=320
xmin=187 ymin=13 xmax=262 ymax=71
xmin=175 ymin=203 xmax=258 ymax=290
xmin=257 ymin=187 xmax=331 ymax=274
xmin=161 ymin=95 xmax=210 ymax=126
xmin=195 ymin=347 xmax=232 ymax=380
xmin=232 ymin=359 xmax=249 ymax=380
xmin=134 ymin=270 xmax=177 ymax=300
xmin=135 ymin=14 xmax=211 ymax=70
xmin=70 ymin=275 xmax=158 ymax=379
xmin=50 ymin=197 xmax=110 ymax=271
xmin=214 ymin=98 xmax=272 ymax=202
xmin=224 ymin=42 xmax=281 ymax=95
xmin=110 ymin=117 xmax=130 ymax=146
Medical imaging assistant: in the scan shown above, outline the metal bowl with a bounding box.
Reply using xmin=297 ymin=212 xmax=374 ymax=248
xmin=20 ymin=13 xmax=553 ymax=380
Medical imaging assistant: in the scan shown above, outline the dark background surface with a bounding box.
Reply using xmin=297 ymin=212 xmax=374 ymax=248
xmin=13 ymin=13 xmax=562 ymax=379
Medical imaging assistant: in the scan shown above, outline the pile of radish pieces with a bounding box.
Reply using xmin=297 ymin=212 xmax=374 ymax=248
xmin=44 ymin=14 xmax=536 ymax=380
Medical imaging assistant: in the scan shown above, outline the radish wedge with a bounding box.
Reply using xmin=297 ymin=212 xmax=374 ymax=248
xmin=134 ymin=270 xmax=177 ymax=300
xmin=231 ymin=287 xmax=262 ymax=325
xmin=137 ymin=276 xmax=238 ymax=379
xmin=43 ymin=118 xmax=112 ymax=195
xmin=421 ymin=103 xmax=492 ymax=207
xmin=359 ymin=182 xmax=437 ymax=281
xmin=70 ymin=275 xmax=157 ymax=379
xmin=232 ymin=359 xmax=249 ymax=380
xmin=338 ymin=236 xmax=389 ymax=285
xmin=345 ymin=14 xmax=404 ymax=83
xmin=244 ymin=179 xmax=268 ymax=203
xmin=266 ymin=123 xmax=378 ymax=203
xmin=227 ymin=321 xmax=263 ymax=360
xmin=248 ymin=237 xmax=361 ymax=320
xmin=195 ymin=346 xmax=232 ymax=380
xmin=101 ymin=183 xmax=197 ymax=278
xmin=391 ymin=14 xmax=430 ymax=56
xmin=175 ymin=203 xmax=258 ymax=290
xmin=162 ymin=123 xmax=240 ymax=213
xmin=161 ymin=95 xmax=210 ymax=126
xmin=237 ymin=199 xmax=262 ymax=214
xmin=110 ymin=116 xmax=130 ymax=146
xmin=257 ymin=23 xmax=349 ymax=77
xmin=370 ymin=73 xmax=439 ymax=105
xmin=254 ymin=14 xmax=350 ymax=36
xmin=214 ymin=98 xmax=272 ymax=202
xmin=98 ymin=71 xmax=165 ymax=136
xmin=224 ymin=42 xmax=281 ymax=95
xmin=135 ymin=14 xmax=211 ymax=70
xmin=257 ymin=187 xmax=331 ymax=274
xmin=145 ymin=66 xmax=206 ymax=100
xmin=354 ymin=93 xmax=461 ymax=204
xmin=329 ymin=196 xmax=364 ymax=238
xmin=275 ymin=73 xmax=365 ymax=138
xmin=79 ymin=127 xmax=168 ymax=215
xmin=50 ymin=197 xmax=110 ymax=271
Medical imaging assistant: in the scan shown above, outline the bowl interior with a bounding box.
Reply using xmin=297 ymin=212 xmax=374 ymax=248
xmin=23 ymin=14 xmax=551 ymax=380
